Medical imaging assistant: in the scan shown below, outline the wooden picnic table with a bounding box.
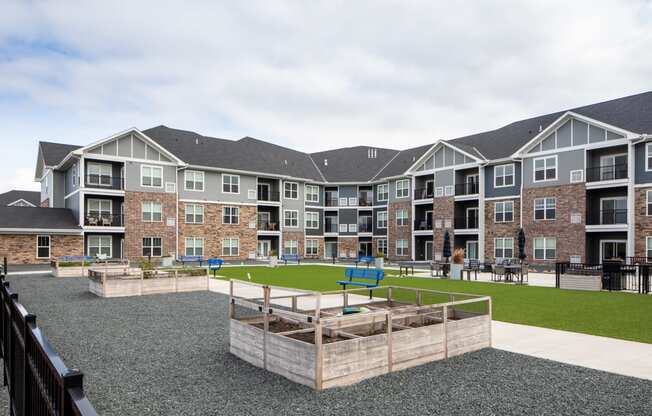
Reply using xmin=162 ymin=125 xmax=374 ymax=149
xmin=398 ymin=263 xmax=415 ymax=277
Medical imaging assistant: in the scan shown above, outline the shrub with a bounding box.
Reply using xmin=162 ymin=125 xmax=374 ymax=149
xmin=375 ymin=251 xmax=385 ymax=258
xmin=452 ymin=248 xmax=465 ymax=264
xmin=139 ymin=258 xmax=154 ymax=271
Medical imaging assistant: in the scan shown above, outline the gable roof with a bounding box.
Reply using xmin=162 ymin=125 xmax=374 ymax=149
xmin=39 ymin=141 xmax=82 ymax=166
xmin=310 ymin=146 xmax=399 ymax=182
xmin=0 ymin=190 xmax=40 ymax=207
xmin=448 ymin=90 xmax=652 ymax=160
xmin=144 ymin=126 xmax=324 ymax=181
xmin=0 ymin=207 xmax=81 ymax=231
xmin=373 ymin=144 xmax=433 ymax=179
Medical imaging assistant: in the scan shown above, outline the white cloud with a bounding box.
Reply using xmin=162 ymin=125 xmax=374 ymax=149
xmin=0 ymin=0 xmax=651 ymax=191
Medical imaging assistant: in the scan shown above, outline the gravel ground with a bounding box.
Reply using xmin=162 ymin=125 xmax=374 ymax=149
xmin=0 ymin=274 xmax=651 ymax=416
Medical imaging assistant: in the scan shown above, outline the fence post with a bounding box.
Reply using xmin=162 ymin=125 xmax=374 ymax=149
xmin=61 ymin=369 xmax=84 ymax=415
xmin=22 ymin=314 xmax=36 ymax=416
xmin=2 ymin=257 xmax=6 ymax=278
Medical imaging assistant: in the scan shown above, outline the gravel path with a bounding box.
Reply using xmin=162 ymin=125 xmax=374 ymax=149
xmin=1 ymin=274 xmax=651 ymax=415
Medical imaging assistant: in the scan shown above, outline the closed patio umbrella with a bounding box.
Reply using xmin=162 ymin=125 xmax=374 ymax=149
xmin=443 ymin=230 xmax=451 ymax=260
xmin=518 ymin=227 xmax=526 ymax=262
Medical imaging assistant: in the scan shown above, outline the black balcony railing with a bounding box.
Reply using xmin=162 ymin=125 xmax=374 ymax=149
xmin=358 ymin=198 xmax=373 ymax=207
xmin=454 ymin=214 xmax=479 ymax=229
xmin=257 ymin=221 xmax=279 ymax=231
xmin=85 ymin=175 xmax=124 ymax=190
xmin=358 ymin=219 xmax=373 ymax=232
xmin=455 ymin=182 xmax=479 ymax=196
xmin=586 ymin=164 xmax=628 ymax=182
xmin=325 ymin=197 xmax=339 ymax=207
xmin=587 ymin=209 xmax=627 ymax=225
xmin=85 ymin=214 xmax=124 ymax=227
xmin=324 ymin=222 xmax=339 ymax=233
xmin=414 ymin=188 xmax=433 ymax=200
xmin=257 ymin=190 xmax=280 ymax=202
xmin=414 ymin=219 xmax=433 ymax=230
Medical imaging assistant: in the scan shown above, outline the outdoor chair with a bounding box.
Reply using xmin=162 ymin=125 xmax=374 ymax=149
xmin=430 ymin=262 xmax=443 ymax=277
xmin=87 ymin=216 xmax=98 ymax=226
xmin=492 ymin=264 xmax=506 ymax=282
xmin=519 ymin=263 xmax=529 ymax=284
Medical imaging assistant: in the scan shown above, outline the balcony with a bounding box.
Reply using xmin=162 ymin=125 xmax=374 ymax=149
xmin=84 ymin=214 xmax=123 ymax=227
xmin=324 ymin=222 xmax=338 ymax=233
xmin=85 ymin=175 xmax=124 ymax=190
xmin=358 ymin=218 xmax=373 ymax=233
xmin=455 ymin=182 xmax=479 ymax=196
xmin=414 ymin=219 xmax=433 ymax=231
xmin=257 ymin=190 xmax=280 ymax=202
xmin=358 ymin=197 xmax=373 ymax=207
xmin=587 ymin=209 xmax=627 ymax=225
xmin=325 ymin=198 xmax=339 ymax=207
xmin=586 ymin=164 xmax=628 ymax=182
xmin=414 ymin=188 xmax=433 ymax=200
xmin=257 ymin=221 xmax=279 ymax=231
xmin=454 ymin=214 xmax=479 ymax=229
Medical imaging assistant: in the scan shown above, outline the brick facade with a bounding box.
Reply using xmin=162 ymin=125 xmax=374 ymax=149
xmin=0 ymin=234 xmax=83 ymax=264
xmin=432 ymin=197 xmax=454 ymax=260
xmin=388 ymin=201 xmax=412 ymax=260
xmin=634 ymin=188 xmax=652 ymax=257
xmin=338 ymin=236 xmax=358 ymax=258
xmin=484 ymin=198 xmax=521 ymax=263
xmin=282 ymin=230 xmax=305 ymax=258
xmin=179 ymin=202 xmax=257 ymax=260
xmin=124 ymin=191 xmax=177 ymax=260
xmin=522 ymin=184 xmax=586 ymax=264
xmin=304 ymin=236 xmax=324 ymax=259
xmin=40 ymin=199 xmax=49 ymax=208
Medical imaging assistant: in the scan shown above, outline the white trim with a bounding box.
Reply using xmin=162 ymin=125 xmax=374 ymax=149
xmin=533 ymin=236 xmax=556 ymax=261
xmin=179 ymin=198 xmax=257 ymax=207
xmin=570 ymin=169 xmax=584 ymax=183
xmin=645 ymin=143 xmax=652 ymax=172
xmin=283 ymin=209 xmax=299 ymax=228
xmin=222 ymin=173 xmax=241 ymax=194
xmin=141 ymin=201 xmax=163 ymax=223
xmin=283 ymin=181 xmax=299 ymax=200
xmin=304 ymin=184 xmax=320 ymax=203
xmin=88 ymin=234 xmax=113 ymax=258
xmin=494 ymin=200 xmax=514 ymax=223
xmin=534 ymin=197 xmax=556 ymax=221
xmin=376 ymin=183 xmax=389 ymax=201
xmin=183 ymin=170 xmax=205 ymax=192
xmin=222 ymin=206 xmax=240 ymax=225
xmin=142 ymin=236 xmax=163 ymax=258
xmin=77 ymin=128 xmax=183 ymax=164
xmin=376 ymin=210 xmax=388 ymax=229
xmin=532 ymin=155 xmax=558 ymax=183
xmin=304 ymin=211 xmax=319 ymax=229
xmin=64 ymin=189 xmax=81 ymax=200
xmin=36 ymin=235 xmax=51 ymax=259
xmin=184 ymin=203 xmax=205 ymax=224
xmin=304 ymin=238 xmax=319 ymax=256
xmin=493 ymin=163 xmax=515 ymax=188
xmin=484 ymin=195 xmax=521 ymax=201
xmin=395 ymin=179 xmax=410 ymax=198
xmin=7 ymin=199 xmax=36 ymax=207
xmin=0 ymin=228 xmax=82 ymax=235
xmin=599 ymin=239 xmax=627 ymax=263
xmin=493 ymin=237 xmax=515 ymax=259
xmin=140 ymin=165 xmax=164 ymax=188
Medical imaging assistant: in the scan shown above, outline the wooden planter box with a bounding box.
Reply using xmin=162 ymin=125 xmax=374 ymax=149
xmin=89 ymin=272 xmax=209 ymax=298
xmin=229 ymin=282 xmax=491 ymax=390
xmin=560 ymin=273 xmax=602 ymax=291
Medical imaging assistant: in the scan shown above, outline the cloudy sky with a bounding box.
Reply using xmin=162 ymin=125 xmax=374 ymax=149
xmin=1 ymin=1 xmax=651 ymax=192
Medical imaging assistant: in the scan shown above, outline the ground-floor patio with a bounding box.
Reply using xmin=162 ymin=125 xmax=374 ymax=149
xmin=1 ymin=274 xmax=650 ymax=415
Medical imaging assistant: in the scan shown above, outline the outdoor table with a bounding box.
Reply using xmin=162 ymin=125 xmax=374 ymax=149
xmin=505 ymin=265 xmax=522 ymax=283
xmin=398 ymin=263 xmax=415 ymax=277
xmin=462 ymin=267 xmax=478 ymax=280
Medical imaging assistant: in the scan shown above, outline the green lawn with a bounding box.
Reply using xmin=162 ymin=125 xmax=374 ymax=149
xmin=216 ymin=265 xmax=652 ymax=344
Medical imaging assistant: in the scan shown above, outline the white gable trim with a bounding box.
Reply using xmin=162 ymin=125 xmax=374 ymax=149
xmin=405 ymin=140 xmax=482 ymax=174
xmin=511 ymin=111 xmax=637 ymax=158
xmin=7 ymin=199 xmax=37 ymax=207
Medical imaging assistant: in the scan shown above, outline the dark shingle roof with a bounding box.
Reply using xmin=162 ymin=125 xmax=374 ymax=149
xmin=143 ymin=126 xmax=324 ymax=181
xmin=449 ymin=90 xmax=652 ymax=160
xmin=310 ymin=146 xmax=399 ymax=182
xmin=0 ymin=207 xmax=80 ymax=230
xmin=39 ymin=142 xmax=81 ymax=166
xmin=0 ymin=190 xmax=40 ymax=207
xmin=374 ymin=144 xmax=432 ymax=179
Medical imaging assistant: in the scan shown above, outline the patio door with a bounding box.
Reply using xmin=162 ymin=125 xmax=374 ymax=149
xmin=258 ymin=212 xmax=270 ymax=228
xmin=600 ymin=154 xmax=627 ymax=181
xmin=359 ymin=242 xmax=372 ymax=257
xmin=257 ymin=183 xmax=270 ymax=201
xmin=600 ymin=197 xmax=626 ymax=225
xmin=466 ymin=240 xmax=478 ymax=260
xmin=425 ymin=241 xmax=433 ymax=261
xmin=257 ymin=240 xmax=271 ymax=258
xmin=325 ymin=242 xmax=337 ymax=258
xmin=466 ymin=207 xmax=479 ymax=229
xmin=425 ymin=180 xmax=434 ymax=198
xmin=600 ymin=240 xmax=626 ymax=262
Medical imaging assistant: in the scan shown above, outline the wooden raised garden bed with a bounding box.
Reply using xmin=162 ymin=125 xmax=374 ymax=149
xmin=88 ymin=267 xmax=209 ymax=298
xmin=229 ymin=281 xmax=492 ymax=390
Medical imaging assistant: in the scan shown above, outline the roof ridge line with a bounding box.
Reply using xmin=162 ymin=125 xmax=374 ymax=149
xmin=307 ymin=155 xmax=327 ymax=182
xmin=370 ymin=150 xmax=403 ymax=181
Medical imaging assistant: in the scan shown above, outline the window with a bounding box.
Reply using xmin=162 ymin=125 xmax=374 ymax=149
xmin=494 ymin=164 xmax=514 ymax=187
xmin=142 ymin=237 xmax=162 ymax=257
xmin=648 ymin=191 xmax=652 ymax=216
xmin=396 ymin=239 xmax=408 ymax=256
xmin=494 ymin=238 xmax=514 ymax=259
xmin=377 ymin=211 xmax=388 ymax=228
xmin=87 ymin=162 xmax=112 ymax=186
xmin=284 ymin=182 xmax=298 ymax=199
xmin=72 ymin=165 xmax=78 ymax=186
xmin=223 ymin=206 xmax=240 ymax=224
xmin=570 ymin=169 xmax=584 ymax=183
xmin=339 ymin=224 xmax=348 ymax=233
xmin=377 ymin=239 xmax=387 ymax=256
xmin=87 ymin=199 xmax=112 ymax=217
xmin=435 ymin=187 xmax=444 ymax=197
xmin=185 ymin=237 xmax=204 ymax=256
xmin=647 ymin=237 xmax=652 ymax=259
xmin=165 ymin=182 xmax=176 ymax=193
xmin=647 ymin=143 xmax=652 ymax=171
xmin=36 ymin=235 xmax=50 ymax=259
xmin=533 ymin=156 xmax=557 ymax=182
xmin=396 ymin=209 xmax=408 ymax=226
xmin=494 ymin=201 xmax=514 ymax=223
xmin=306 ymin=239 xmax=319 ymax=256
xmin=348 ymin=224 xmax=357 ymax=233
xmin=395 ymin=179 xmax=409 ymax=198
xmin=141 ymin=165 xmax=163 ymax=188
xmin=185 ymin=204 xmax=204 ymax=224
xmin=89 ymin=235 xmax=113 ymax=258
xmin=338 ymin=197 xmax=348 ymax=206
xmin=377 ymin=184 xmax=389 ymax=201
xmin=305 ymin=211 xmax=319 ymax=229
xmin=534 ymin=237 xmax=556 ymax=260
xmin=305 ymin=185 xmax=319 ymax=202
xmin=284 ymin=240 xmax=298 ymax=255
xmin=184 ymin=170 xmax=204 ymax=191
xmin=223 ymin=238 xmax=240 ymax=256
xmin=142 ymin=201 xmax=162 ymax=222
xmin=534 ymin=197 xmax=556 ymax=220
xmin=284 ymin=210 xmax=298 ymax=228
xmin=222 ymin=174 xmax=240 ymax=193
xmin=444 ymin=185 xmax=454 ymax=196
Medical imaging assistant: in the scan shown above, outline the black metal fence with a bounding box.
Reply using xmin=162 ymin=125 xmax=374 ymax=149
xmin=555 ymin=261 xmax=650 ymax=294
xmin=0 ymin=260 xmax=97 ymax=415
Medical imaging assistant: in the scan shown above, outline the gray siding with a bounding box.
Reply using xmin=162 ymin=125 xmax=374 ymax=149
xmin=373 ymin=183 xmax=389 ymax=206
xmin=484 ymin=162 xmax=521 ymax=198
xmin=339 ymin=209 xmax=358 ymax=235
xmin=282 ymin=180 xmax=305 ymax=229
xmin=435 ymin=169 xmax=454 ymax=188
xmin=52 ymin=171 xmax=65 ymax=208
xmin=305 ymin=208 xmax=323 ymax=235
xmin=373 ymin=208 xmax=387 ymax=236
xmin=338 ymin=185 xmax=357 ymax=199
xmin=65 ymin=193 xmax=80 ymax=224
xmin=522 ymin=149 xmax=584 ymax=188
xmin=389 ymin=178 xmax=411 ymax=203
xmin=635 ymin=142 xmax=652 ymax=184
xmin=125 ymin=161 xmax=177 ymax=193
xmin=177 ymin=170 xmax=258 ymax=203
xmin=304 ymin=184 xmax=323 ymax=207
xmin=64 ymin=161 xmax=80 ymax=195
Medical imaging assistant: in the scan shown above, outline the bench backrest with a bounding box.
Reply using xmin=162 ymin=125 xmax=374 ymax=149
xmin=358 ymin=256 xmax=374 ymax=263
xmin=282 ymin=254 xmax=299 ymax=259
xmin=180 ymin=255 xmax=203 ymax=261
xmin=208 ymin=258 xmax=224 ymax=267
xmin=60 ymin=255 xmax=93 ymax=262
xmin=344 ymin=268 xmax=384 ymax=282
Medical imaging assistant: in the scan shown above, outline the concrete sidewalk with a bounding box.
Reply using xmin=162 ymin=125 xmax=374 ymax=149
xmin=492 ymin=321 xmax=652 ymax=381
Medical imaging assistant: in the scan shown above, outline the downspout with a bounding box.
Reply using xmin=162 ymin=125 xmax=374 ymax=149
xmin=176 ymin=166 xmax=185 ymax=260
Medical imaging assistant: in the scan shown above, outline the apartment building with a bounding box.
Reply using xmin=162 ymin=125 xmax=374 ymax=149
xmin=3 ymin=91 xmax=652 ymax=265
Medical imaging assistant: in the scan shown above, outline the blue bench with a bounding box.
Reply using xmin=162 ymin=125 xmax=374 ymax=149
xmin=336 ymin=268 xmax=384 ymax=299
xmin=208 ymin=258 xmax=224 ymax=277
xmin=179 ymin=256 xmax=204 ymax=266
xmin=60 ymin=255 xmax=94 ymax=263
xmin=355 ymin=256 xmax=374 ymax=268
xmin=281 ymin=254 xmax=301 ymax=265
